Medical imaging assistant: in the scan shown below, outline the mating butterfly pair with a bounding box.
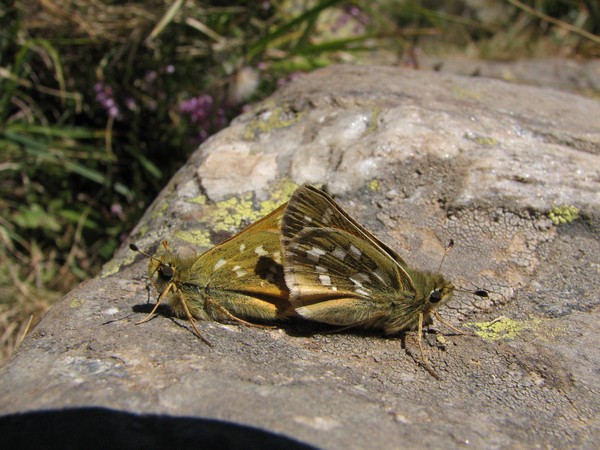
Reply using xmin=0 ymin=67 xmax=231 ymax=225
xmin=132 ymin=185 xmax=481 ymax=375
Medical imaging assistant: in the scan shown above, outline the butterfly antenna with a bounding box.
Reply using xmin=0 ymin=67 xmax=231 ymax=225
xmin=436 ymin=239 xmax=454 ymax=273
xmin=454 ymin=287 xmax=489 ymax=298
xmin=130 ymin=243 xmax=168 ymax=279
xmin=435 ymin=240 xmax=490 ymax=298
xmin=130 ymin=243 xmax=164 ymax=265
xmin=130 ymin=243 xmax=152 ymax=258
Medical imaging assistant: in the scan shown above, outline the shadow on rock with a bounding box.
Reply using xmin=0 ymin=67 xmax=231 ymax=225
xmin=0 ymin=407 xmax=317 ymax=450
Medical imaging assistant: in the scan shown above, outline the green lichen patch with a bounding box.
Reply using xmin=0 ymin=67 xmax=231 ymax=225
xmin=137 ymin=179 xmax=297 ymax=257
xmin=173 ymin=229 xmax=212 ymax=247
xmin=69 ymin=298 xmax=84 ymax=308
xmin=257 ymin=178 xmax=298 ymax=217
xmin=204 ymin=179 xmax=298 ymax=233
xmin=467 ymin=317 xmax=541 ymax=341
xmin=101 ymin=255 xmax=135 ymax=278
xmin=137 ymin=224 xmax=149 ymax=238
xmin=150 ymin=199 xmax=170 ymax=220
xmin=368 ymin=180 xmax=380 ymax=191
xmin=186 ymin=195 xmax=207 ymax=205
xmin=244 ymin=106 xmax=306 ymax=140
xmin=548 ymin=205 xmax=579 ymax=225
xmin=208 ymin=193 xmax=258 ymax=232
xmin=464 ymin=132 xmax=498 ymax=146
xmin=365 ymin=107 xmax=381 ymax=134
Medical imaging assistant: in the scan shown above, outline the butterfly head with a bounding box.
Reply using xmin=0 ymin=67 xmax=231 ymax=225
xmin=130 ymin=243 xmax=212 ymax=345
xmin=149 ymin=256 xmax=176 ymax=288
xmin=131 ymin=242 xmax=184 ymax=295
xmin=409 ymin=270 xmax=455 ymax=312
xmin=146 ymin=251 xmax=199 ymax=299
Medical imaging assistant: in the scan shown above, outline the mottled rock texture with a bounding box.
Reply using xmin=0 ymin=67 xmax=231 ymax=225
xmin=1 ymin=65 xmax=599 ymax=449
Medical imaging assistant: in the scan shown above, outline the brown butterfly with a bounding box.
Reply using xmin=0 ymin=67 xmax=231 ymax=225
xmin=131 ymin=203 xmax=292 ymax=345
xmin=281 ymin=185 xmax=485 ymax=376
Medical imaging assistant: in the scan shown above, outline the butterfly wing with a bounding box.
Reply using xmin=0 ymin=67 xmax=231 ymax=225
xmin=170 ymin=203 xmax=291 ymax=321
xmin=286 ymin=227 xmax=401 ymax=300
xmin=282 ymin=185 xmax=415 ymax=289
xmin=282 ymin=185 xmax=410 ymax=269
xmin=284 ymin=226 xmax=424 ymax=329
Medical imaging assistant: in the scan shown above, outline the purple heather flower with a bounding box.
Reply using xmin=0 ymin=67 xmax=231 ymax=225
xmin=125 ymin=98 xmax=137 ymax=111
xmin=94 ymin=81 xmax=122 ymax=120
xmin=145 ymin=71 xmax=157 ymax=83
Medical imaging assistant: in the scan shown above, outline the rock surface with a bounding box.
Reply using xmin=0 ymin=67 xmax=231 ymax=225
xmin=420 ymin=56 xmax=600 ymax=94
xmin=1 ymin=65 xmax=599 ymax=449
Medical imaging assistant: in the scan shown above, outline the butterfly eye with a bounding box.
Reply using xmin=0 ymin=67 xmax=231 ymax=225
xmin=158 ymin=263 xmax=174 ymax=281
xmin=429 ymin=289 xmax=443 ymax=303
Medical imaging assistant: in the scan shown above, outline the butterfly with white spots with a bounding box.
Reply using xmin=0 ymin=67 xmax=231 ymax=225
xmin=131 ymin=203 xmax=292 ymax=344
xmin=281 ymin=185 xmax=468 ymax=376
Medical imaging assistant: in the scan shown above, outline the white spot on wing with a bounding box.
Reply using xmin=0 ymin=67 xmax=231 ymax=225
xmin=239 ymin=243 xmax=246 ymax=253
xmin=332 ymin=246 xmax=347 ymax=261
xmin=254 ymin=245 xmax=268 ymax=257
xmin=349 ymin=276 xmax=365 ymax=288
xmin=272 ymin=251 xmax=282 ymax=264
xmin=232 ymin=265 xmax=248 ymax=277
xmin=349 ymin=244 xmax=362 ymax=258
xmin=355 ymin=288 xmax=370 ymax=297
xmin=315 ymin=265 xmax=328 ymax=273
xmin=213 ymin=258 xmax=227 ymax=271
xmin=354 ymin=272 xmax=370 ymax=283
xmin=373 ymin=268 xmax=389 ymax=285
xmin=306 ymin=246 xmax=326 ymax=263
xmin=318 ymin=274 xmax=331 ymax=286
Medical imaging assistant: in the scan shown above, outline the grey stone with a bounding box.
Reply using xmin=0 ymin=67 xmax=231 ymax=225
xmin=420 ymin=56 xmax=600 ymax=93
xmin=1 ymin=65 xmax=599 ymax=449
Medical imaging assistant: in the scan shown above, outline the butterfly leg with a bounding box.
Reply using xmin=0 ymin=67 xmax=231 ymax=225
xmin=417 ymin=311 xmax=440 ymax=379
xmin=135 ymin=281 xmax=212 ymax=346
xmin=177 ymin=289 xmax=212 ymax=346
xmin=433 ymin=311 xmax=463 ymax=334
xmin=136 ymin=281 xmax=172 ymax=325
xmin=433 ymin=311 xmax=473 ymax=336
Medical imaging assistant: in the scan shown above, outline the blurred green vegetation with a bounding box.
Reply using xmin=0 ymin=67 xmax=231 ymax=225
xmin=0 ymin=0 xmax=598 ymax=364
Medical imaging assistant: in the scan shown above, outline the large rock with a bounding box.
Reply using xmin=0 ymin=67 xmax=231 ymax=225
xmin=1 ymin=65 xmax=599 ymax=448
